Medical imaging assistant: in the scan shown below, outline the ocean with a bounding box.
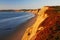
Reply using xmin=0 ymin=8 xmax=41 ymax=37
xmin=0 ymin=12 xmax=35 ymax=38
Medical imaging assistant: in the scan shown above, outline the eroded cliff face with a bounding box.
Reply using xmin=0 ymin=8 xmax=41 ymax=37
xmin=22 ymin=6 xmax=60 ymax=40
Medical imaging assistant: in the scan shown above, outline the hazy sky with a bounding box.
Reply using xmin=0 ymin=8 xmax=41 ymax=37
xmin=0 ymin=0 xmax=60 ymax=10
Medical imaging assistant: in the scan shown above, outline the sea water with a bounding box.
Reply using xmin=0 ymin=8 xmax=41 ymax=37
xmin=0 ymin=12 xmax=35 ymax=37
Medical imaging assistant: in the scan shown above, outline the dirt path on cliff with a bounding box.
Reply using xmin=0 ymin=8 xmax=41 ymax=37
xmin=1 ymin=15 xmax=37 ymax=40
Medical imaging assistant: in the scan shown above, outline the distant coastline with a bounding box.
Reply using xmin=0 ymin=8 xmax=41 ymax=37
xmin=0 ymin=9 xmax=40 ymax=12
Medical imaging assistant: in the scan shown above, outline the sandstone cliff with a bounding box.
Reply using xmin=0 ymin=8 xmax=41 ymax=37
xmin=22 ymin=6 xmax=60 ymax=40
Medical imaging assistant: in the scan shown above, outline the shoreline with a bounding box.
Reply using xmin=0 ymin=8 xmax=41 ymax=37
xmin=0 ymin=15 xmax=37 ymax=40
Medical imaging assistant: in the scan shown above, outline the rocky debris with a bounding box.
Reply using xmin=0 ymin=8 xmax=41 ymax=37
xmin=22 ymin=6 xmax=60 ymax=40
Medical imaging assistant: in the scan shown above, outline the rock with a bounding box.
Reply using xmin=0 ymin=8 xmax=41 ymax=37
xmin=22 ymin=6 xmax=60 ymax=40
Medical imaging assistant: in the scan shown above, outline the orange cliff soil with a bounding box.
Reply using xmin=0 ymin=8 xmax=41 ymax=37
xmin=22 ymin=6 xmax=60 ymax=40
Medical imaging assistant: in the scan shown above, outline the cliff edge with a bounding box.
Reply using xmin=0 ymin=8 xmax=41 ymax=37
xmin=22 ymin=6 xmax=60 ymax=40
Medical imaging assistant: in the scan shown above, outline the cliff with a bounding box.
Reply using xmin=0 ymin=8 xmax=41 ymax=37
xmin=22 ymin=6 xmax=60 ymax=40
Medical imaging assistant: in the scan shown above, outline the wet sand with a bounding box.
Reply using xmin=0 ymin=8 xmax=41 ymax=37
xmin=0 ymin=16 xmax=37 ymax=40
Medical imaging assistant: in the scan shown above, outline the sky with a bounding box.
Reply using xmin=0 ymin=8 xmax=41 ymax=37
xmin=0 ymin=0 xmax=60 ymax=10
